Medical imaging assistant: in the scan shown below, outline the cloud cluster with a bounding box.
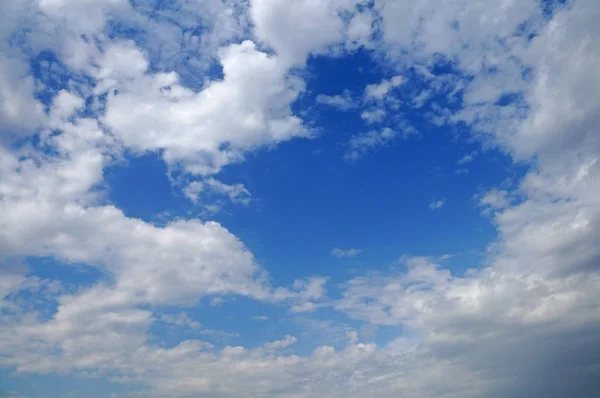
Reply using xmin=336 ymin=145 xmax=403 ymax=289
xmin=1 ymin=0 xmax=599 ymax=397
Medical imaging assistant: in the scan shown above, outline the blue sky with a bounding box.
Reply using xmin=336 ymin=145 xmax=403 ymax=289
xmin=1 ymin=0 xmax=599 ymax=397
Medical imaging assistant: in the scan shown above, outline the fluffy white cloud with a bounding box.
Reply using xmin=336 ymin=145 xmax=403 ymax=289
xmin=0 ymin=0 xmax=337 ymax=382
xmin=0 ymin=2 xmax=46 ymax=135
xmin=1 ymin=0 xmax=600 ymax=397
xmin=101 ymin=39 xmax=306 ymax=176
xmin=330 ymin=3 xmax=600 ymax=394
xmin=375 ymin=0 xmax=542 ymax=68
xmin=250 ymin=0 xmax=357 ymax=65
xmin=346 ymin=8 xmax=375 ymax=49
xmin=364 ymin=75 xmax=404 ymax=100
xmin=479 ymin=189 xmax=511 ymax=211
xmin=360 ymin=108 xmax=387 ymax=124
xmin=0 ymin=55 xmax=46 ymax=134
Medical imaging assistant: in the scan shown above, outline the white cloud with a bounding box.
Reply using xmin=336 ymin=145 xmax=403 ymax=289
xmin=345 ymin=126 xmax=418 ymax=162
xmin=160 ymin=313 xmax=202 ymax=330
xmin=479 ymin=189 xmax=511 ymax=210
xmin=345 ymin=127 xmax=397 ymax=162
xmin=272 ymin=276 xmax=329 ymax=313
xmin=1 ymin=0 xmax=600 ymax=397
xmin=316 ymin=90 xmax=356 ymax=111
xmin=328 ymin=5 xmax=600 ymax=395
xmin=183 ymin=181 xmax=206 ymax=202
xmin=361 ymin=108 xmax=387 ymax=124
xmin=185 ymin=178 xmax=252 ymax=206
xmin=0 ymin=55 xmax=46 ymax=134
xmin=346 ymin=9 xmax=375 ymax=49
xmin=101 ymin=39 xmax=307 ymax=176
xmin=456 ymin=152 xmax=477 ymax=165
xmin=250 ymin=0 xmax=356 ymax=65
xmin=331 ymin=248 xmax=361 ymax=258
xmin=263 ymin=335 xmax=297 ymax=350
xmin=429 ymin=200 xmax=445 ymax=210
xmin=364 ymin=75 xmax=404 ymax=100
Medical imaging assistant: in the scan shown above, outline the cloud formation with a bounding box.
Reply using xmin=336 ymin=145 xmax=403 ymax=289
xmin=331 ymin=248 xmax=362 ymax=258
xmin=429 ymin=200 xmax=445 ymax=210
xmin=0 ymin=0 xmax=599 ymax=397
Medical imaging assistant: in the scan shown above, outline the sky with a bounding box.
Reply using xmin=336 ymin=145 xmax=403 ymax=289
xmin=0 ymin=0 xmax=599 ymax=397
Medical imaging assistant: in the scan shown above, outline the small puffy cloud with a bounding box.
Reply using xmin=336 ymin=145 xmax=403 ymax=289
xmin=364 ymin=75 xmax=404 ymax=100
xmin=205 ymin=178 xmax=251 ymax=205
xmin=262 ymin=335 xmax=297 ymax=351
xmin=183 ymin=181 xmax=205 ymax=202
xmin=479 ymin=189 xmax=511 ymax=210
xmin=331 ymin=248 xmax=361 ymax=258
xmin=290 ymin=301 xmax=321 ymax=313
xmin=160 ymin=313 xmax=202 ymax=330
xmin=272 ymin=276 xmax=329 ymax=313
xmin=457 ymin=151 xmax=477 ymax=165
xmin=361 ymin=108 xmax=387 ymax=124
xmin=315 ymin=90 xmax=356 ymax=111
xmin=429 ymin=200 xmax=445 ymax=210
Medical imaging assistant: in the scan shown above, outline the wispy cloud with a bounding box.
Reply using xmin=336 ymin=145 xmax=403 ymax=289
xmin=331 ymin=248 xmax=361 ymax=258
xmin=457 ymin=151 xmax=477 ymax=165
xmin=364 ymin=75 xmax=404 ymax=100
xmin=315 ymin=90 xmax=356 ymax=111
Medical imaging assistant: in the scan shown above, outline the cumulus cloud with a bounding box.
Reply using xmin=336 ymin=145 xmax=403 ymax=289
xmin=250 ymin=0 xmax=358 ymax=65
xmin=346 ymin=8 xmax=375 ymax=49
xmin=101 ymin=39 xmax=307 ymax=176
xmin=361 ymin=108 xmax=387 ymax=124
xmin=1 ymin=0 xmax=600 ymax=397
